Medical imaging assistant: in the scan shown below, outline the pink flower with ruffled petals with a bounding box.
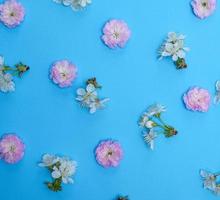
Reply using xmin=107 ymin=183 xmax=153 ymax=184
xmin=50 ymin=60 xmax=77 ymax=88
xmin=191 ymin=0 xmax=216 ymax=19
xmin=0 ymin=134 xmax=25 ymax=164
xmin=0 ymin=0 xmax=25 ymax=28
xmin=95 ymin=140 xmax=123 ymax=168
xmin=102 ymin=19 xmax=131 ymax=49
xmin=183 ymin=87 xmax=211 ymax=112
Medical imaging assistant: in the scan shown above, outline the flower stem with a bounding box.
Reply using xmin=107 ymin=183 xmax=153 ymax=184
xmin=117 ymin=195 xmax=129 ymax=200
xmin=1 ymin=63 xmax=29 ymax=77
xmin=174 ymin=58 xmax=187 ymax=69
xmin=157 ymin=116 xmax=166 ymax=126
xmin=45 ymin=178 xmax=62 ymax=192
xmin=86 ymin=77 xmax=101 ymax=88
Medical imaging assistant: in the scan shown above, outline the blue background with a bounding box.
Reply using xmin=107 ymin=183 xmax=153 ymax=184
xmin=0 ymin=0 xmax=220 ymax=199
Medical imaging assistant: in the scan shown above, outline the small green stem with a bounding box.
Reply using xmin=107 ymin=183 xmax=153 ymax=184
xmin=159 ymin=118 xmax=167 ymax=127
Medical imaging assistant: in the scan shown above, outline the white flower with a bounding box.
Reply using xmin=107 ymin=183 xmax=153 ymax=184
xmin=145 ymin=121 xmax=155 ymax=128
xmin=51 ymin=157 xmax=77 ymax=184
xmin=76 ymin=83 xmax=109 ymax=114
xmin=53 ymin=0 xmax=62 ymax=3
xmin=53 ymin=0 xmax=91 ymax=10
xmin=139 ymin=113 xmax=149 ymax=127
xmin=200 ymin=169 xmax=216 ymax=191
xmin=214 ymin=186 xmax=220 ymax=195
xmin=143 ymin=129 xmax=157 ymax=150
xmin=89 ymin=98 xmax=110 ymax=114
xmin=63 ymin=0 xmax=73 ymax=6
xmin=159 ymin=32 xmax=189 ymax=61
xmin=0 ymin=56 xmax=4 ymax=66
xmin=71 ymin=0 xmax=91 ymax=10
xmin=146 ymin=104 xmax=166 ymax=116
xmin=167 ymin=32 xmax=185 ymax=43
xmin=0 ymin=71 xmax=15 ymax=93
xmin=76 ymin=84 xmax=98 ymax=107
xmin=214 ymin=81 xmax=220 ymax=104
xmin=39 ymin=154 xmax=59 ymax=167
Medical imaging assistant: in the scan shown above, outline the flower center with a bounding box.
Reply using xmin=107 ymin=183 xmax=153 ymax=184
xmin=202 ymin=1 xmax=208 ymax=7
xmin=10 ymin=12 xmax=15 ymax=17
xmin=113 ymin=32 xmax=120 ymax=39
xmin=61 ymin=72 xmax=67 ymax=79
xmin=107 ymin=151 xmax=113 ymax=156
xmin=9 ymin=145 xmax=16 ymax=152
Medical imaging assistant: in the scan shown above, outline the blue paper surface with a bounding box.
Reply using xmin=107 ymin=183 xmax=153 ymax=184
xmin=0 ymin=0 xmax=220 ymax=199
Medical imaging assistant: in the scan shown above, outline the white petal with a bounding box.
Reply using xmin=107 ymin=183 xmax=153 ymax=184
xmin=89 ymin=106 xmax=97 ymax=114
xmin=63 ymin=0 xmax=73 ymax=6
xmin=62 ymin=177 xmax=68 ymax=184
xmin=76 ymin=88 xmax=86 ymax=95
xmin=216 ymin=81 xmax=220 ymax=91
xmin=162 ymin=51 xmax=171 ymax=57
xmin=100 ymin=98 xmax=110 ymax=103
xmin=86 ymin=84 xmax=95 ymax=93
xmin=214 ymin=94 xmax=220 ymax=104
xmin=0 ymin=56 xmax=4 ymax=66
xmin=76 ymin=96 xmax=84 ymax=101
xmin=200 ymin=170 xmax=208 ymax=178
xmin=177 ymin=50 xmax=185 ymax=59
xmin=178 ymin=34 xmax=185 ymax=40
xmin=51 ymin=170 xmax=61 ymax=179
xmin=172 ymin=54 xmax=178 ymax=61
xmin=53 ymin=0 xmax=62 ymax=3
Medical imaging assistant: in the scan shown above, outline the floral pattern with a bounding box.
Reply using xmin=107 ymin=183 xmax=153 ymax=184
xmin=183 ymin=87 xmax=211 ymax=112
xmin=76 ymin=78 xmax=109 ymax=113
xmin=139 ymin=104 xmax=178 ymax=150
xmin=191 ymin=0 xmax=216 ymax=19
xmin=0 ymin=134 xmax=25 ymax=164
xmin=1 ymin=0 xmax=220 ymax=197
xmin=50 ymin=60 xmax=77 ymax=88
xmin=95 ymin=140 xmax=123 ymax=168
xmin=0 ymin=0 xmax=25 ymax=28
xmin=102 ymin=19 xmax=131 ymax=49
xmin=53 ymin=0 xmax=91 ymax=11
xmin=159 ymin=32 xmax=189 ymax=69
xmin=200 ymin=169 xmax=220 ymax=195
xmin=214 ymin=81 xmax=220 ymax=104
xmin=39 ymin=154 xmax=77 ymax=192
xmin=0 ymin=56 xmax=29 ymax=93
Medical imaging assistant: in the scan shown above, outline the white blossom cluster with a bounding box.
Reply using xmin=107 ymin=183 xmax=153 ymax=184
xmin=139 ymin=104 xmax=166 ymax=150
xmin=200 ymin=169 xmax=220 ymax=195
xmin=0 ymin=56 xmax=15 ymax=93
xmin=159 ymin=32 xmax=189 ymax=61
xmin=53 ymin=0 xmax=91 ymax=11
xmin=76 ymin=82 xmax=110 ymax=114
xmin=39 ymin=154 xmax=77 ymax=191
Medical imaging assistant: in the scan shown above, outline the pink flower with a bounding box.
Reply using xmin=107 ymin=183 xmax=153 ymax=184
xmin=0 ymin=134 xmax=25 ymax=164
xmin=183 ymin=87 xmax=211 ymax=112
xmin=95 ymin=140 xmax=123 ymax=168
xmin=102 ymin=19 xmax=131 ymax=49
xmin=0 ymin=0 xmax=25 ymax=28
xmin=191 ymin=0 xmax=216 ymax=19
xmin=50 ymin=60 xmax=77 ymax=88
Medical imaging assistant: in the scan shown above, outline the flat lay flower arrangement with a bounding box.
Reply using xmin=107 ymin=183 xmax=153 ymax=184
xmin=0 ymin=0 xmax=220 ymax=199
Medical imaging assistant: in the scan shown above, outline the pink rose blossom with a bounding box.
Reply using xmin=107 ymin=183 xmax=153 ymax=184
xmin=183 ymin=87 xmax=211 ymax=112
xmin=102 ymin=19 xmax=131 ymax=49
xmin=191 ymin=0 xmax=216 ymax=19
xmin=95 ymin=140 xmax=123 ymax=168
xmin=0 ymin=134 xmax=25 ymax=164
xmin=0 ymin=0 xmax=25 ymax=28
xmin=50 ymin=60 xmax=77 ymax=88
